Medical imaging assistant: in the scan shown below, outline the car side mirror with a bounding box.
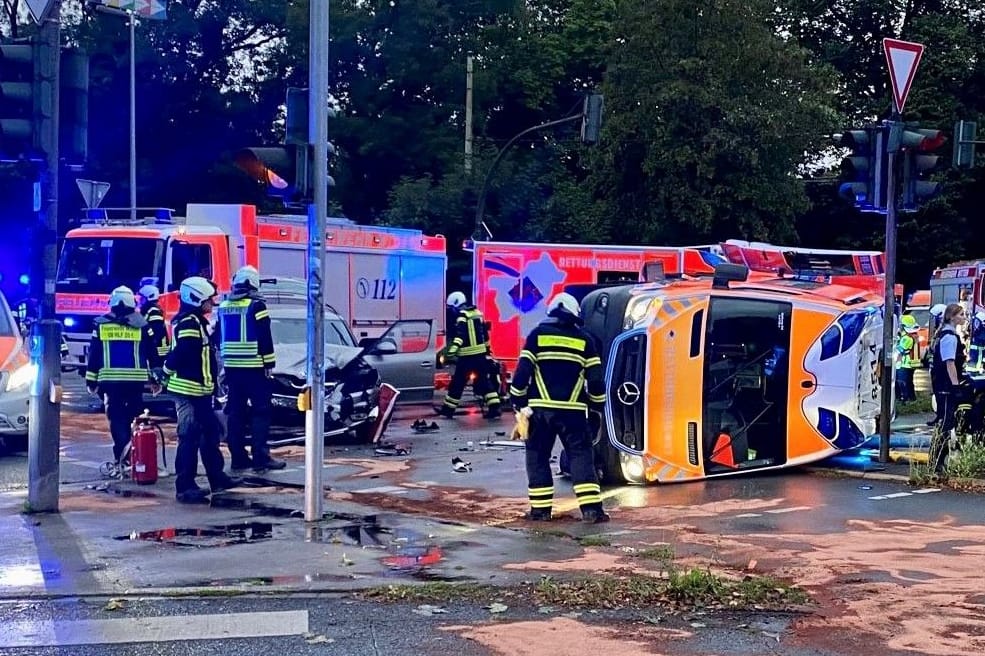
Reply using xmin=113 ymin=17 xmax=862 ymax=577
xmin=358 ymin=337 xmax=377 ymax=348
xmin=373 ymin=339 xmax=398 ymax=355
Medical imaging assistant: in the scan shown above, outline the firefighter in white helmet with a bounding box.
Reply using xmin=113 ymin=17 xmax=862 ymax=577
xmin=214 ymin=266 xmax=284 ymax=472
xmin=138 ymin=281 xmax=170 ymax=360
xmin=85 ymin=286 xmax=163 ymax=468
xmin=510 ymin=293 xmax=609 ymax=523
xmin=163 ymin=277 xmax=242 ymax=503
xmin=435 ymin=291 xmax=502 ymax=419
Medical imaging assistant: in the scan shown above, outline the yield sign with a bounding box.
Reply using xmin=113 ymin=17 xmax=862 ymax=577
xmin=76 ymin=179 xmax=111 ymax=209
xmin=25 ymin=0 xmax=55 ymax=24
xmin=883 ymin=38 xmax=925 ymax=115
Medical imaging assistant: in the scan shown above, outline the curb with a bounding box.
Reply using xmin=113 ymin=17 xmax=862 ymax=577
xmin=805 ymin=467 xmax=909 ymax=482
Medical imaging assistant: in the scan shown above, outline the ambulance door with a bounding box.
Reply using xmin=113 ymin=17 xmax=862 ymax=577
xmin=475 ymin=252 xmax=525 ymax=368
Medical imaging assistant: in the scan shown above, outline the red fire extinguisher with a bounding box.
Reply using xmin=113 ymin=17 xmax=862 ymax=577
xmin=131 ymin=411 xmax=166 ymax=485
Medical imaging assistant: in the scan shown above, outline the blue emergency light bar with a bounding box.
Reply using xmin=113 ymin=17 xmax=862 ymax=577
xmin=83 ymin=208 xmax=176 ymax=224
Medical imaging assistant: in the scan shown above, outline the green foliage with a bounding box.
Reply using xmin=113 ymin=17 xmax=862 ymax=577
xmin=947 ymin=443 xmax=985 ymax=480
xmin=589 ymin=0 xmax=841 ymax=246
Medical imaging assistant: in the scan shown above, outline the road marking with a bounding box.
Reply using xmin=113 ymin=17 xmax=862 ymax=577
xmin=0 ymin=610 xmax=309 ymax=648
xmin=912 ymin=488 xmax=941 ymax=494
xmin=352 ymin=485 xmax=408 ymax=495
xmin=734 ymin=513 xmax=762 ymax=518
xmin=764 ymin=506 xmax=812 ymax=514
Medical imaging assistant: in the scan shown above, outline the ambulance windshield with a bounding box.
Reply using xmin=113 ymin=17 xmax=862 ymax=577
xmin=56 ymin=237 xmax=165 ymax=294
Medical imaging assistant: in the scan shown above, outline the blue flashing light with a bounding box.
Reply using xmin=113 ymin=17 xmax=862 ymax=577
xmin=63 ymin=317 xmax=76 ymax=328
xmin=18 ymin=274 xmax=29 ymax=286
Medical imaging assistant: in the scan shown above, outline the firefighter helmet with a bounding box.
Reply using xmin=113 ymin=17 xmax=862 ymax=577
xmin=232 ymin=265 xmax=260 ymax=291
xmin=138 ymin=283 xmax=160 ymax=302
xmin=446 ymin=291 xmax=467 ymax=309
xmin=547 ymin=293 xmax=581 ymax=319
xmin=900 ymin=315 xmax=919 ymax=333
xmin=109 ymin=286 xmax=137 ymax=310
xmin=180 ymin=277 xmax=217 ymax=308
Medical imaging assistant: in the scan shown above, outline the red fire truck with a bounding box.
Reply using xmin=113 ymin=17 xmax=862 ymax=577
xmin=56 ymin=204 xmax=447 ymax=370
xmin=465 ymin=239 xmax=726 ymax=373
xmin=930 ymin=261 xmax=985 ymax=314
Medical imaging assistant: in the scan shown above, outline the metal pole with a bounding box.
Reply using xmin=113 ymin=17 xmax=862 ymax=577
xmin=28 ymin=0 xmax=62 ymax=513
xmin=879 ymin=120 xmax=901 ymax=464
xmin=129 ymin=10 xmax=136 ymax=221
xmin=304 ymin=0 xmax=330 ymax=522
xmin=464 ymin=55 xmax=473 ymax=173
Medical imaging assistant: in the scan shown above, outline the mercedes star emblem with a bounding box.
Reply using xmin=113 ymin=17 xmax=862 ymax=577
xmin=616 ymin=382 xmax=641 ymax=406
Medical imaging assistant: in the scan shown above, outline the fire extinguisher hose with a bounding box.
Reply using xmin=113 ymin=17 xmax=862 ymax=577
xmin=154 ymin=423 xmax=168 ymax=470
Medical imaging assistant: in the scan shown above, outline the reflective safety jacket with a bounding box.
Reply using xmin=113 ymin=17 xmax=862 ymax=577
xmin=164 ymin=310 xmax=217 ymax=397
xmin=142 ymin=302 xmax=171 ymax=359
xmin=896 ymin=333 xmax=918 ymax=369
xmin=85 ymin=312 xmax=160 ymax=385
xmin=509 ymin=317 xmax=606 ymax=412
xmin=214 ymin=293 xmax=275 ymax=369
xmin=931 ymin=327 xmax=966 ymax=392
xmin=447 ymin=305 xmax=490 ymax=358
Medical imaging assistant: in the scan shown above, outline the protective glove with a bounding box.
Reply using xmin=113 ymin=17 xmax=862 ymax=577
xmin=588 ymin=410 xmax=603 ymax=445
xmin=512 ymin=407 xmax=533 ymax=441
xmin=86 ymin=383 xmax=98 ymax=396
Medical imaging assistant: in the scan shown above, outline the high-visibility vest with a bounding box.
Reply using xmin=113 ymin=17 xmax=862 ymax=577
xmin=91 ymin=322 xmax=146 ymax=383
xmin=217 ymin=298 xmax=271 ymax=368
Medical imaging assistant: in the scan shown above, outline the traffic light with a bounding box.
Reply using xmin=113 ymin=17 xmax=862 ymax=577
xmin=835 ymin=127 xmax=888 ymax=212
xmin=60 ymin=49 xmax=89 ymax=165
xmin=953 ymin=120 xmax=977 ymax=169
xmin=0 ymin=42 xmax=38 ymax=161
xmin=581 ymin=93 xmax=604 ymax=145
xmin=900 ymin=128 xmax=945 ymax=212
xmin=234 ymin=87 xmax=336 ymax=204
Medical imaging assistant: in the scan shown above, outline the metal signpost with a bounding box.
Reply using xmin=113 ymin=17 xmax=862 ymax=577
xmin=26 ymin=0 xmax=62 ymax=513
xmin=878 ymin=38 xmax=925 ymax=463
xmin=304 ymin=0 xmax=330 ymax=522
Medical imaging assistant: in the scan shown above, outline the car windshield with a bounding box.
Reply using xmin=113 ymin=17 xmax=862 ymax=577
xmin=56 ymin=237 xmax=165 ymax=294
xmin=270 ymin=317 xmax=356 ymax=347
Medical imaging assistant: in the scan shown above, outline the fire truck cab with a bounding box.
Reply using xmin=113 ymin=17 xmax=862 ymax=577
xmin=56 ymin=204 xmax=447 ymax=371
xmin=930 ymin=261 xmax=985 ymax=314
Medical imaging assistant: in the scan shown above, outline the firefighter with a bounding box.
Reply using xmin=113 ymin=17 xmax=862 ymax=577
xmin=895 ymin=315 xmax=920 ymax=402
xmin=966 ymin=310 xmax=985 ymax=374
xmin=214 ymin=265 xmax=285 ymax=472
xmin=163 ymin=276 xmax=241 ymax=503
xmin=435 ymin=291 xmax=502 ymax=419
xmin=138 ymin=283 xmax=171 ymax=361
xmin=85 ymin=286 xmax=162 ymax=467
xmin=929 ymin=303 xmax=968 ymax=475
xmin=509 ymin=293 xmax=609 ymax=523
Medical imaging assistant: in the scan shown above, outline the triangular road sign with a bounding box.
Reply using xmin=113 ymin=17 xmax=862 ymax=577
xmin=25 ymin=0 xmax=55 ymax=24
xmin=883 ymin=38 xmax=925 ymax=115
xmin=76 ymin=179 xmax=111 ymax=209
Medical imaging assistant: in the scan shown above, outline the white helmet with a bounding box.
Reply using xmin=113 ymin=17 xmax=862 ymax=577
xmin=446 ymin=291 xmax=467 ymax=309
xmin=180 ymin=277 xmax=217 ymax=308
xmin=109 ymin=285 xmax=136 ymax=310
xmin=547 ymin=293 xmax=580 ymax=319
xmin=232 ymin=265 xmax=260 ymax=291
xmin=138 ymin=283 xmax=160 ymax=302
xmin=929 ymin=303 xmax=947 ymax=318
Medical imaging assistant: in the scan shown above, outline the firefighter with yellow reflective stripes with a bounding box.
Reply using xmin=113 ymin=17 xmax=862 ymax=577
xmin=138 ymin=283 xmax=171 ymax=361
xmin=509 ymin=293 xmax=609 ymax=523
xmin=85 ymin=286 xmax=163 ymax=466
xmin=214 ymin=265 xmax=284 ymax=472
xmin=436 ymin=291 xmax=502 ymax=419
xmin=164 ymin=277 xmax=241 ymax=504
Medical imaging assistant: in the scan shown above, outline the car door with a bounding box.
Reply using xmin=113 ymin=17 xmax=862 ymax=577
xmin=361 ymin=320 xmax=436 ymax=403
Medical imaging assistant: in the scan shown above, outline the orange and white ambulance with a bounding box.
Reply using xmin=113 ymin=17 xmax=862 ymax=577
xmin=466 ymin=239 xmax=726 ymax=373
xmin=56 ymin=204 xmax=447 ymax=370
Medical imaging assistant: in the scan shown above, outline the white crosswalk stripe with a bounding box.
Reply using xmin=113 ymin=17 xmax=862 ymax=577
xmin=0 ymin=610 xmax=310 ymax=647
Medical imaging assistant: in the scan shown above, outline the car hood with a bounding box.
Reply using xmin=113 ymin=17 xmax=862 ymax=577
xmin=271 ymin=343 xmax=365 ymax=378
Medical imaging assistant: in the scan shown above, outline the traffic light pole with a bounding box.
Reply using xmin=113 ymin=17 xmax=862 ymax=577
xmin=879 ymin=119 xmax=902 ymax=464
xmin=27 ymin=0 xmax=62 ymax=512
xmin=303 ymin=0 xmax=329 ymax=523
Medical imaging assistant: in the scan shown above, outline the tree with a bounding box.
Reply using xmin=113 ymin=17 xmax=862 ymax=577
xmin=586 ymin=0 xmax=841 ymax=247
